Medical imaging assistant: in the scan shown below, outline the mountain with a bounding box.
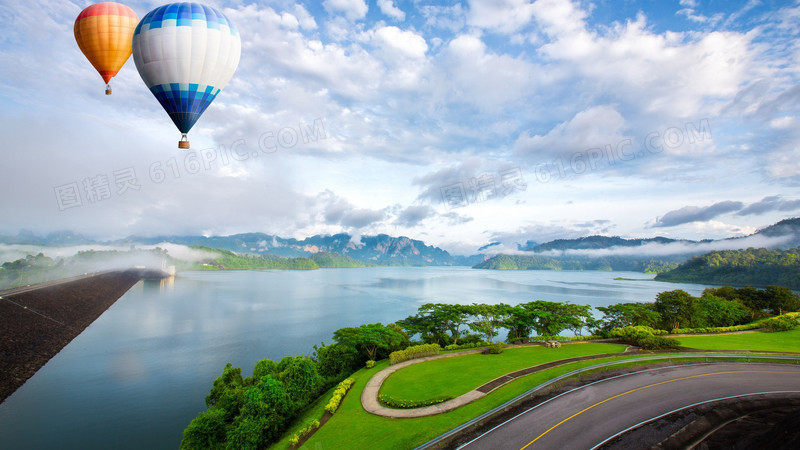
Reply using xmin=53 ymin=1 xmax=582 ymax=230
xmin=751 ymin=217 xmax=800 ymax=248
xmin=473 ymin=253 xmax=682 ymax=273
xmin=520 ymin=235 xmax=702 ymax=253
xmin=0 ymin=230 xmax=95 ymax=246
xmin=655 ymin=247 xmax=800 ymax=289
xmin=475 ymin=217 xmax=800 ymax=273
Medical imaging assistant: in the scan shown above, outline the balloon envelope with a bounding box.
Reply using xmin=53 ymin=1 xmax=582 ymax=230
xmin=74 ymin=2 xmax=139 ymax=89
xmin=132 ymin=2 xmax=241 ymax=138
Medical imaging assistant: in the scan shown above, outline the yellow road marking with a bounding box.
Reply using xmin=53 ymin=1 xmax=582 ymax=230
xmin=520 ymin=370 xmax=792 ymax=449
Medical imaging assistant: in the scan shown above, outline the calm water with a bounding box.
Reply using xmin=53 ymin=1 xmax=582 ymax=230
xmin=0 ymin=267 xmax=711 ymax=449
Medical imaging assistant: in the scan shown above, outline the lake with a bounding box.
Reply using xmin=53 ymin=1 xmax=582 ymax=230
xmin=0 ymin=267 xmax=711 ymax=449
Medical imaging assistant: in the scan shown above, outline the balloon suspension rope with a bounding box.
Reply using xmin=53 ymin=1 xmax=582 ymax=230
xmin=105 ymin=84 xmax=112 ymax=95
xmin=179 ymin=134 xmax=190 ymax=149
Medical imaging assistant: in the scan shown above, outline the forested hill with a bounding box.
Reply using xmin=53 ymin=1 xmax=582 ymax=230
xmin=472 ymin=254 xmax=682 ymax=273
xmin=654 ymin=247 xmax=800 ymax=289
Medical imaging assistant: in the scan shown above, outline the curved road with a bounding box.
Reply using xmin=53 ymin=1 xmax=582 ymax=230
xmin=460 ymin=363 xmax=800 ymax=449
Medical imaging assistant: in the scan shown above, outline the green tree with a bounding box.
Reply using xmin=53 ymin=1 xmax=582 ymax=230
xmin=332 ymin=323 xmax=406 ymax=362
xmin=278 ymin=356 xmax=323 ymax=406
xmin=695 ymin=294 xmax=750 ymax=327
xmin=398 ymin=303 xmax=473 ymax=345
xmin=525 ymin=301 xmax=574 ymax=337
xmin=252 ymin=358 xmax=279 ymax=382
xmin=468 ymin=303 xmax=509 ymax=344
xmin=596 ymin=302 xmax=660 ymax=333
xmin=764 ymin=285 xmax=800 ymax=315
xmin=312 ymin=342 xmax=361 ymax=379
xmin=562 ymin=303 xmax=594 ymax=336
xmin=205 ymin=363 xmax=246 ymax=422
xmin=180 ymin=407 xmax=227 ymax=449
xmin=654 ymin=290 xmax=696 ymax=330
xmin=225 ymin=375 xmax=294 ymax=449
xmin=504 ymin=304 xmax=538 ymax=341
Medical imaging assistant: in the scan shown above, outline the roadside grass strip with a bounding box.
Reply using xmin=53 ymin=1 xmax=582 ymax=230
xmin=677 ymin=327 xmax=800 ymax=352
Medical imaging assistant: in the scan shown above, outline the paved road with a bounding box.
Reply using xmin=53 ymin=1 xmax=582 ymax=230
xmin=0 ymin=271 xmax=112 ymax=298
xmin=460 ymin=363 xmax=800 ymax=449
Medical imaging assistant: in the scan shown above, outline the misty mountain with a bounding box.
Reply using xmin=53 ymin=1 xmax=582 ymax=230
xmin=521 ymin=235 xmax=695 ymax=253
xmin=750 ymin=217 xmax=800 ymax=248
xmin=476 ymin=217 xmax=800 ymax=272
xmin=0 ymin=230 xmax=95 ymax=246
xmin=512 ymin=218 xmax=800 ymax=254
xmin=123 ymin=232 xmax=480 ymax=267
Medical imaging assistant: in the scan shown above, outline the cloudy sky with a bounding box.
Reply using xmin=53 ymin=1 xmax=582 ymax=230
xmin=2 ymin=0 xmax=800 ymax=255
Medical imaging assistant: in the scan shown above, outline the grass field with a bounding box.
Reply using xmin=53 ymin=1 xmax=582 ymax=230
xmin=380 ymin=343 xmax=627 ymax=401
xmin=677 ymin=328 xmax=800 ymax=352
xmin=285 ymin=329 xmax=800 ymax=449
xmin=301 ymin=354 xmax=647 ymax=449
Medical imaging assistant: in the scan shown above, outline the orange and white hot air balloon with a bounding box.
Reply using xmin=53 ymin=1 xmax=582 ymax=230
xmin=74 ymin=2 xmax=139 ymax=95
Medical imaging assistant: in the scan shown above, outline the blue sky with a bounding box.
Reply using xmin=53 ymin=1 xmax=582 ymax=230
xmin=1 ymin=0 xmax=799 ymax=255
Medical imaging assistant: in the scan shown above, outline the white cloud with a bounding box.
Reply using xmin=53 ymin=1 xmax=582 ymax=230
xmin=514 ymin=105 xmax=629 ymax=159
xmin=530 ymin=0 xmax=757 ymax=118
xmin=467 ymin=0 xmax=537 ymax=34
xmin=377 ymin=0 xmax=405 ymax=21
xmin=372 ymin=26 xmax=428 ymax=59
xmin=436 ymin=34 xmax=542 ymax=111
xmin=323 ymin=0 xmax=368 ymax=21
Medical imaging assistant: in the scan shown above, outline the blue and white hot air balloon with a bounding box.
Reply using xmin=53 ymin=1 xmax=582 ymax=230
xmin=132 ymin=2 xmax=241 ymax=148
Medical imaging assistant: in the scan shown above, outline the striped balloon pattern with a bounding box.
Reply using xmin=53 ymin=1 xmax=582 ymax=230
xmin=74 ymin=2 xmax=139 ymax=91
xmin=132 ymin=2 xmax=241 ymax=137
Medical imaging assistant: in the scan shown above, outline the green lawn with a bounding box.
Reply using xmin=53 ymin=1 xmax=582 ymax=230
xmin=380 ymin=343 xmax=627 ymax=401
xmin=677 ymin=328 xmax=800 ymax=352
xmin=301 ymin=354 xmax=643 ymax=450
xmin=292 ymin=330 xmax=800 ymax=449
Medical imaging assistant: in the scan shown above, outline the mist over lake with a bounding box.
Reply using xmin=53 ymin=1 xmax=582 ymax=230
xmin=0 ymin=267 xmax=711 ymax=449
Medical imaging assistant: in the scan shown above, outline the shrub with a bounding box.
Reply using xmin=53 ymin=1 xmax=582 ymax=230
xmin=763 ymin=315 xmax=799 ymax=332
xmin=610 ymin=325 xmax=668 ymax=338
xmin=610 ymin=325 xmax=679 ymax=350
xmin=488 ymin=343 xmax=504 ymax=354
xmin=442 ymin=341 xmax=490 ymax=351
xmin=527 ymin=335 xmax=600 ymax=342
xmin=389 ymin=343 xmax=441 ymax=365
xmin=637 ymin=335 xmax=680 ymax=350
xmin=378 ymin=394 xmax=452 ymax=409
xmin=324 ymin=378 xmax=354 ymax=414
xmin=288 ymin=419 xmax=320 ymax=448
xmin=670 ymin=322 xmax=763 ymax=334
xmin=365 ymin=360 xmax=375 ymax=369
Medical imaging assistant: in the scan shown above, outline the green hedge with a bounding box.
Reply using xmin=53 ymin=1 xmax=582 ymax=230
xmin=610 ymin=326 xmax=668 ymax=337
xmin=389 ymin=343 xmax=441 ymax=365
xmin=288 ymin=419 xmax=320 ymax=448
xmin=526 ymin=335 xmax=601 ymax=342
xmin=443 ymin=341 xmax=489 ymax=351
xmin=324 ymin=378 xmax=354 ymax=414
xmin=670 ymin=323 xmax=763 ymax=334
xmin=377 ymin=394 xmax=452 ymax=409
